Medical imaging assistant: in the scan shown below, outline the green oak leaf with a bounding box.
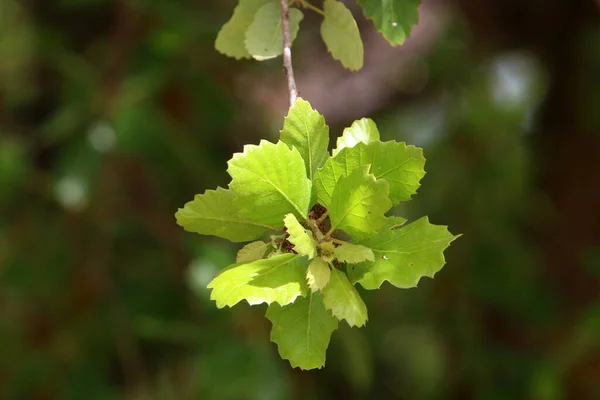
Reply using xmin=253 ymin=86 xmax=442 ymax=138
xmin=280 ymin=98 xmax=329 ymax=180
xmin=215 ymin=0 xmax=273 ymax=59
xmin=332 ymin=118 xmax=380 ymax=156
xmin=307 ymin=258 xmax=331 ymax=291
xmin=321 ymin=0 xmax=364 ymax=71
xmin=208 ymin=254 xmax=308 ymax=308
xmin=266 ymin=291 xmax=338 ymax=370
xmin=348 ymin=217 xmax=458 ymax=289
xmin=334 ymin=243 xmax=374 ymax=264
xmin=328 ymin=165 xmax=392 ymax=241
xmin=322 ymin=268 xmax=368 ymax=327
xmin=175 ymin=187 xmax=276 ymax=242
xmin=357 ymin=0 xmax=420 ymax=46
xmin=283 ymin=213 xmax=317 ymax=259
xmin=245 ymin=3 xmax=303 ymax=60
xmin=315 ymin=140 xmax=426 ymax=207
xmin=236 ymin=241 xmax=269 ymax=263
xmin=228 ymin=140 xmax=312 ymax=226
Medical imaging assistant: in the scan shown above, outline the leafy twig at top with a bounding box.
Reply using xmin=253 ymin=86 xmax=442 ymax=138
xmin=280 ymin=0 xmax=298 ymax=105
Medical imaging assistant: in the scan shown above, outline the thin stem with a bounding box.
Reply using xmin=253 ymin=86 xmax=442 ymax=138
xmin=280 ymin=0 xmax=298 ymax=105
xmin=298 ymin=0 xmax=325 ymax=16
xmin=315 ymin=210 xmax=329 ymax=225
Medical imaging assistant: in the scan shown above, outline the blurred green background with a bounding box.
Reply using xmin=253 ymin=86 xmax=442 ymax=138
xmin=1 ymin=0 xmax=599 ymax=399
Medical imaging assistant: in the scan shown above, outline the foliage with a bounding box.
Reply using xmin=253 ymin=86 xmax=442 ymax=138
xmin=176 ymin=99 xmax=458 ymax=369
xmin=176 ymin=0 xmax=456 ymax=371
xmin=215 ymin=0 xmax=422 ymax=70
xmin=3 ymin=0 xmax=599 ymax=397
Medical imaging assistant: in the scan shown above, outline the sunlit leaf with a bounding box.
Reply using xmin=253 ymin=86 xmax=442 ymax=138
xmin=175 ymin=187 xmax=275 ymax=242
xmin=208 ymin=254 xmax=308 ymax=308
xmin=332 ymin=118 xmax=380 ymax=156
xmin=283 ymin=213 xmax=317 ymax=259
xmin=266 ymin=292 xmax=338 ymax=369
xmin=322 ymin=268 xmax=368 ymax=327
xmin=315 ymin=140 xmax=425 ymax=207
xmin=280 ymin=98 xmax=330 ymax=180
xmin=334 ymin=243 xmax=374 ymax=264
xmin=307 ymin=258 xmax=331 ymax=291
xmin=236 ymin=241 xmax=269 ymax=263
xmin=328 ymin=165 xmax=391 ymax=241
xmin=228 ymin=140 xmax=312 ymax=226
xmin=348 ymin=217 xmax=459 ymax=289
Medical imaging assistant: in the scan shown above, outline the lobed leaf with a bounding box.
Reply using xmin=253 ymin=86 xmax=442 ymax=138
xmin=245 ymin=3 xmax=303 ymax=60
xmin=322 ymin=269 xmax=368 ymax=327
xmin=215 ymin=0 xmax=273 ymax=59
xmin=333 ymin=118 xmax=380 ymax=156
xmin=175 ymin=187 xmax=275 ymax=242
xmin=315 ymin=140 xmax=426 ymax=207
xmin=283 ymin=213 xmax=317 ymax=259
xmin=334 ymin=243 xmax=374 ymax=264
xmin=236 ymin=241 xmax=269 ymax=263
xmin=357 ymin=0 xmax=420 ymax=46
xmin=280 ymin=98 xmax=330 ymax=181
xmin=208 ymin=254 xmax=308 ymax=308
xmin=321 ymin=0 xmax=364 ymax=71
xmin=328 ymin=165 xmax=392 ymax=241
xmin=348 ymin=217 xmax=458 ymax=289
xmin=266 ymin=291 xmax=338 ymax=370
xmin=307 ymin=258 xmax=331 ymax=291
xmin=228 ymin=140 xmax=312 ymax=226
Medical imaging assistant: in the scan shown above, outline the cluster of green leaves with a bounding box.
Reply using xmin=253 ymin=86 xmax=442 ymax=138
xmin=215 ymin=0 xmax=421 ymax=70
xmin=176 ymin=99 xmax=458 ymax=369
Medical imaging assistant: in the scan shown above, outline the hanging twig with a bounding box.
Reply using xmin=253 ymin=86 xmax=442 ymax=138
xmin=280 ymin=0 xmax=298 ymax=105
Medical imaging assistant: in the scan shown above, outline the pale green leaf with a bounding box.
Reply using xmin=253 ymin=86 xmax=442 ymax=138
xmin=266 ymin=292 xmax=338 ymax=370
xmin=307 ymin=258 xmax=331 ymax=291
xmin=348 ymin=217 xmax=459 ymax=289
xmin=245 ymin=3 xmax=303 ymax=60
xmin=333 ymin=118 xmax=380 ymax=156
xmin=280 ymin=98 xmax=329 ymax=180
xmin=236 ymin=241 xmax=269 ymax=263
xmin=357 ymin=0 xmax=420 ymax=46
xmin=322 ymin=268 xmax=368 ymax=327
xmin=334 ymin=243 xmax=374 ymax=264
xmin=215 ymin=0 xmax=273 ymax=59
xmin=228 ymin=140 xmax=312 ymax=226
xmin=283 ymin=213 xmax=317 ymax=259
xmin=175 ymin=187 xmax=276 ymax=242
xmin=208 ymin=254 xmax=308 ymax=308
xmin=315 ymin=141 xmax=426 ymax=207
xmin=321 ymin=0 xmax=364 ymax=71
xmin=328 ymin=165 xmax=391 ymax=241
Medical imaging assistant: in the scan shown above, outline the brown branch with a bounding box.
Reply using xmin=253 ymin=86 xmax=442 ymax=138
xmin=280 ymin=0 xmax=298 ymax=105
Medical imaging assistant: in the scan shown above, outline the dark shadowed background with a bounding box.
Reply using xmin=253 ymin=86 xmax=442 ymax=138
xmin=1 ymin=0 xmax=599 ymax=399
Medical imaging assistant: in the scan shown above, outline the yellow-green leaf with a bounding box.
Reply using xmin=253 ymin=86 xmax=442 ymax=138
xmin=266 ymin=292 xmax=338 ymax=369
xmin=322 ymin=268 xmax=368 ymax=327
xmin=215 ymin=0 xmax=273 ymax=59
xmin=283 ymin=213 xmax=317 ymax=259
xmin=245 ymin=3 xmax=303 ymax=60
xmin=307 ymin=258 xmax=331 ymax=291
xmin=321 ymin=0 xmax=364 ymax=70
xmin=208 ymin=254 xmax=308 ymax=308
xmin=236 ymin=241 xmax=269 ymax=263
